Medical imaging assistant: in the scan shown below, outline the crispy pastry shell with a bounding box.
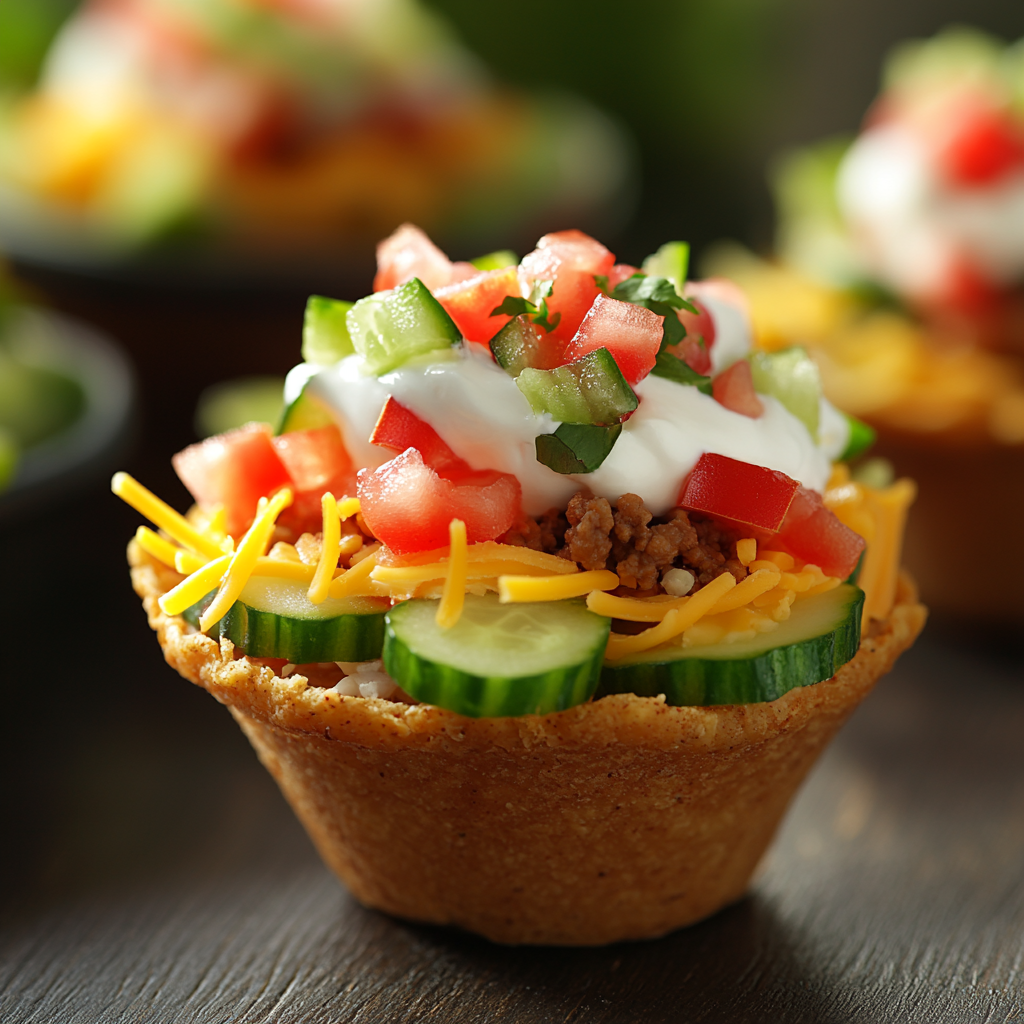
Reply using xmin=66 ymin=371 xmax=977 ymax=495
xmin=130 ymin=542 xmax=926 ymax=945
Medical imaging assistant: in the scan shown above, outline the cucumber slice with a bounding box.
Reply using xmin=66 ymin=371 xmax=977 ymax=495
xmin=747 ymin=347 xmax=822 ymax=439
xmin=303 ymin=296 xmax=354 ymax=366
xmin=471 ymin=249 xmax=518 ymax=271
xmin=598 ymin=584 xmax=864 ymax=707
xmin=516 ymin=348 xmax=638 ymax=424
xmin=383 ymin=594 xmax=611 ymax=717
xmin=347 ymin=278 xmax=460 ymax=376
xmin=650 ymin=350 xmax=713 ymax=394
xmin=840 ymin=412 xmax=876 ymax=461
xmin=184 ymin=579 xmax=388 ymax=663
xmin=277 ymin=380 xmax=335 ymax=434
xmin=489 ymin=315 xmax=545 ymax=377
xmin=641 ymin=241 xmax=690 ymax=296
xmin=535 ymin=422 xmax=621 ymax=474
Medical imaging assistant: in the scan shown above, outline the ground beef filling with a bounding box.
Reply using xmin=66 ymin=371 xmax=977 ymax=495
xmin=501 ymin=491 xmax=749 ymax=594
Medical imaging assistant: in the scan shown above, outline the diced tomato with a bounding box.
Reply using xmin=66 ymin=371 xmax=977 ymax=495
xmin=370 ymin=396 xmax=464 ymax=471
xmin=561 ymin=294 xmax=662 ymax=385
xmin=357 ymin=448 xmax=522 ymax=554
xmin=172 ymin=423 xmax=292 ymax=539
xmin=373 ymin=223 xmax=476 ymax=292
xmin=712 ymin=361 xmax=764 ymax=418
xmin=608 ymin=263 xmax=641 ymax=290
xmin=519 ymin=230 xmax=615 ymax=343
xmin=272 ymin=425 xmax=356 ymax=534
xmin=678 ymin=453 xmax=798 ymax=532
xmin=775 ymin=486 xmax=866 ymax=580
xmin=433 ymin=266 xmax=521 ymax=343
xmin=272 ymin=425 xmax=353 ymax=492
xmin=934 ymin=101 xmax=1024 ymax=187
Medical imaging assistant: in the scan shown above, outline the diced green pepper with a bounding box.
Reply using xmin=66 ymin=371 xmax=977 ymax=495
xmin=747 ymin=347 xmax=821 ymax=439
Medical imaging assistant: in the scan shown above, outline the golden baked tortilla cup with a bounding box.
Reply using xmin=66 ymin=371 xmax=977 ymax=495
xmin=130 ymin=542 xmax=926 ymax=946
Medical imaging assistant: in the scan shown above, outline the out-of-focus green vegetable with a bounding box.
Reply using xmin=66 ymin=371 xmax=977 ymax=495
xmin=0 ymin=427 xmax=18 ymax=490
xmin=0 ymin=0 xmax=77 ymax=90
xmin=195 ymin=376 xmax=285 ymax=438
xmin=0 ymin=345 xmax=85 ymax=448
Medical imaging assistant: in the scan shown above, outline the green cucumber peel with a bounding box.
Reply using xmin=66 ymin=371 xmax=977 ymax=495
xmin=491 ymin=279 xmax=560 ymax=333
xmin=747 ymin=347 xmax=822 ymax=439
xmin=183 ymin=581 xmax=388 ymax=663
xmin=641 ymin=241 xmax=690 ymax=296
xmin=598 ymin=584 xmax=864 ymax=707
xmin=840 ymin=413 xmax=876 ymax=461
xmin=471 ymin=249 xmax=517 ymax=271
xmin=650 ymin=350 xmax=713 ymax=394
xmin=303 ymin=295 xmax=355 ymax=366
xmin=277 ymin=380 xmax=334 ymax=434
xmin=383 ymin=594 xmax=610 ymax=717
xmin=516 ymin=348 xmax=638 ymax=424
xmin=535 ymin=422 xmax=622 ymax=474
xmin=489 ymin=315 xmax=544 ymax=377
xmin=347 ymin=277 xmax=460 ymax=375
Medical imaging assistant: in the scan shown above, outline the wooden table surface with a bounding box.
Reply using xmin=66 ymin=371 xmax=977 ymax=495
xmin=1 ymin=487 xmax=1022 ymax=1024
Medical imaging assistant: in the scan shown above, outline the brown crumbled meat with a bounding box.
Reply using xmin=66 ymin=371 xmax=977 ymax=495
xmin=563 ymin=492 xmax=615 ymax=570
xmin=295 ymin=532 xmax=323 ymax=566
xmin=500 ymin=508 xmax=567 ymax=554
xmin=508 ymin=491 xmax=749 ymax=591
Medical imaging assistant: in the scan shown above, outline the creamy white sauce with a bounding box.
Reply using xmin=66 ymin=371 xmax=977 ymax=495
xmin=838 ymin=121 xmax=1024 ymax=297
xmin=292 ymin=318 xmax=836 ymax=516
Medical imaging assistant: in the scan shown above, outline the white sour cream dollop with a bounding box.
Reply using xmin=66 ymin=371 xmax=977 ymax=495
xmin=286 ymin=303 xmax=841 ymax=516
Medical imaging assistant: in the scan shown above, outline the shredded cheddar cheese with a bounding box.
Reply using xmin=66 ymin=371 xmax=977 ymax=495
xmin=498 ymin=569 xmax=619 ymax=604
xmin=308 ymin=492 xmax=341 ymax=605
xmin=134 ymin=526 xmax=180 ymax=568
xmin=707 ymin=568 xmax=782 ymax=614
xmin=174 ymin=548 xmax=208 ymax=575
xmin=159 ymin=554 xmax=230 ymax=617
xmin=113 ymin=473 xmax=225 ymax=559
xmin=200 ymin=488 xmax=293 ymax=631
xmin=329 ymin=549 xmax=381 ymax=599
xmin=736 ymin=537 xmax=757 ymax=566
xmin=338 ymin=497 xmax=361 ymax=521
xmin=436 ymin=519 xmax=468 ymax=629
xmin=604 ymin=572 xmax=737 ymax=660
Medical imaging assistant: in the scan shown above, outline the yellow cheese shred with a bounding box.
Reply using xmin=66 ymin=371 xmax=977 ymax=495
xmin=604 ymin=571 xmax=737 ymax=661
xmin=587 ymin=590 xmax=689 ymax=622
xmin=736 ymin=537 xmax=757 ymax=566
xmin=385 ymin=541 xmax=577 ymax=574
xmin=112 ymin=472 xmax=224 ymax=559
xmin=174 ymin=548 xmax=208 ymax=575
xmin=308 ymin=492 xmax=341 ymax=605
xmin=372 ymin=558 xmax=568 ymax=586
xmin=329 ymin=549 xmax=380 ymax=599
xmin=159 ymin=554 xmax=231 ymax=617
xmin=200 ymin=488 xmax=293 ymax=632
xmin=860 ymin=478 xmax=916 ymax=625
xmin=436 ymin=519 xmax=468 ymax=629
xmin=498 ymin=569 xmax=619 ymax=603
xmin=338 ymin=497 xmax=361 ymax=521
xmin=707 ymin=568 xmax=782 ymax=614
xmin=134 ymin=526 xmax=181 ymax=569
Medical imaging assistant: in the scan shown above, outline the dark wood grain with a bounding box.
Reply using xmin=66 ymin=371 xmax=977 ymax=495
xmin=3 ymin=490 xmax=1023 ymax=1024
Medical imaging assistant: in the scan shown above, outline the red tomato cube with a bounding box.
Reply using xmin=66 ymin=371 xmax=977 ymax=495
xmin=519 ymin=230 xmax=615 ymax=343
xmin=561 ymin=294 xmax=663 ymax=385
xmin=357 ymin=448 xmax=522 ymax=554
xmin=369 ymin=396 xmax=465 ymax=471
xmin=172 ymin=423 xmax=292 ymax=539
xmin=272 ymin=425 xmax=354 ymax=492
xmin=433 ymin=266 xmax=522 ymax=343
xmin=934 ymin=101 xmax=1024 ymax=187
xmin=607 ymin=263 xmax=641 ymax=290
xmin=775 ymin=486 xmax=866 ymax=580
xmin=678 ymin=453 xmax=798 ymax=532
xmin=373 ymin=223 xmax=476 ymax=292
xmin=712 ymin=361 xmax=764 ymax=418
